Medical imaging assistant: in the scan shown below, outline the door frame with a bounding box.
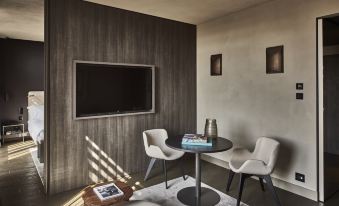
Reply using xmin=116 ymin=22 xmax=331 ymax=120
xmin=44 ymin=0 xmax=51 ymax=195
xmin=316 ymin=17 xmax=323 ymax=202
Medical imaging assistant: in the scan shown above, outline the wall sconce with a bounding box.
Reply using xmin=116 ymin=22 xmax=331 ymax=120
xmin=266 ymin=45 xmax=284 ymax=74
xmin=210 ymin=54 xmax=222 ymax=76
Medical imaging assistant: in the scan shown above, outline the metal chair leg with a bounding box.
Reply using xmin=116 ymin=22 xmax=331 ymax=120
xmin=263 ymin=175 xmax=281 ymax=206
xmin=237 ymin=173 xmax=248 ymax=206
xmin=163 ymin=160 xmax=168 ymax=189
xmin=144 ymin=158 xmax=156 ymax=181
xmin=179 ymin=158 xmax=187 ymax=180
xmin=259 ymin=177 xmax=265 ymax=191
xmin=226 ymin=170 xmax=235 ymax=192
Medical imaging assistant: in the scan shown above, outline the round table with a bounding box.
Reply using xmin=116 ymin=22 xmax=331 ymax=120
xmin=166 ymin=136 xmax=233 ymax=206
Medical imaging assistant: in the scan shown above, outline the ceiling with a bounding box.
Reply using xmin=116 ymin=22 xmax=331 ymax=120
xmin=85 ymin=0 xmax=273 ymax=24
xmin=0 ymin=0 xmax=43 ymax=42
xmin=0 ymin=0 xmax=274 ymax=42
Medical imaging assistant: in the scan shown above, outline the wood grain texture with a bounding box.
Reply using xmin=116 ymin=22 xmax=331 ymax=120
xmin=46 ymin=0 xmax=196 ymax=194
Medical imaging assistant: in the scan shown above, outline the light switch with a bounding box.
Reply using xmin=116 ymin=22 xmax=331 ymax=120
xmin=296 ymin=83 xmax=303 ymax=90
xmin=296 ymin=93 xmax=303 ymax=100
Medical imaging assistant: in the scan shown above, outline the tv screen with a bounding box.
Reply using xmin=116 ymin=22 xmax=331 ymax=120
xmin=74 ymin=61 xmax=154 ymax=119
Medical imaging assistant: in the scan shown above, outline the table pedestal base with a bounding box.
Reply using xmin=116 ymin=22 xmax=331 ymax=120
xmin=177 ymin=186 xmax=221 ymax=206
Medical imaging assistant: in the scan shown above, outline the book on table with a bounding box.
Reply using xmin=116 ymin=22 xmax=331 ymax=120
xmin=181 ymin=134 xmax=212 ymax=146
xmin=93 ymin=182 xmax=124 ymax=201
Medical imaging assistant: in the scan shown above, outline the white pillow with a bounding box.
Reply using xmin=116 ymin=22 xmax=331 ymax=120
xmin=27 ymin=105 xmax=44 ymax=121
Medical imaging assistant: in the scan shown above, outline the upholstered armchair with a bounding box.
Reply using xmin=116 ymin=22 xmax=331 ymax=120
xmin=143 ymin=129 xmax=186 ymax=189
xmin=226 ymin=137 xmax=281 ymax=206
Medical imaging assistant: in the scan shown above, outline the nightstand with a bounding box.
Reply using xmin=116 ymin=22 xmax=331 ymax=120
xmin=1 ymin=123 xmax=30 ymax=146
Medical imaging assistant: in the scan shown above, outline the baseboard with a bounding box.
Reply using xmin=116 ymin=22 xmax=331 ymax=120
xmin=201 ymin=154 xmax=230 ymax=169
xmin=201 ymin=154 xmax=318 ymax=201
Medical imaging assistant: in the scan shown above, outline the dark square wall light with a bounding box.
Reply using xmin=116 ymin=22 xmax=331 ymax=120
xmin=210 ymin=54 xmax=222 ymax=76
xmin=266 ymin=45 xmax=284 ymax=74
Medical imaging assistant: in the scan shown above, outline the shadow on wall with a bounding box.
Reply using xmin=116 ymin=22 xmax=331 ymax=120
xmin=86 ymin=135 xmax=118 ymax=182
xmin=85 ymin=135 xmax=140 ymax=185
xmin=272 ymin=136 xmax=295 ymax=177
xmin=228 ymin=120 xmax=294 ymax=177
xmin=61 ymin=136 xmax=145 ymax=206
xmin=228 ymin=120 xmax=254 ymax=149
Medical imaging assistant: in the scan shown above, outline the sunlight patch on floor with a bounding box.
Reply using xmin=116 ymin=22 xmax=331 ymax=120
xmin=7 ymin=140 xmax=36 ymax=161
xmin=62 ymin=191 xmax=85 ymax=206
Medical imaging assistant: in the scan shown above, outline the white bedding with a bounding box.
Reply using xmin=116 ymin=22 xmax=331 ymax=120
xmin=28 ymin=120 xmax=44 ymax=143
xmin=28 ymin=105 xmax=44 ymax=144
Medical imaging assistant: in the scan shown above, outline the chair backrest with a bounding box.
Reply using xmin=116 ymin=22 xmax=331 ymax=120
xmin=252 ymin=137 xmax=280 ymax=173
xmin=143 ymin=129 xmax=168 ymax=152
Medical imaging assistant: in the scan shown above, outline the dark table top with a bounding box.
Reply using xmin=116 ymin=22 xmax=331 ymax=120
xmin=165 ymin=135 xmax=233 ymax=154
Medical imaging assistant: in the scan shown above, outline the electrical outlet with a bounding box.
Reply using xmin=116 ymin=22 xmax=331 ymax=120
xmin=295 ymin=173 xmax=305 ymax=183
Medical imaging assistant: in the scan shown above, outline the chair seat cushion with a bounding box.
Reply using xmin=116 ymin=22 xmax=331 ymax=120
xmin=162 ymin=147 xmax=184 ymax=160
xmin=229 ymin=148 xmax=270 ymax=175
xmin=229 ymin=148 xmax=252 ymax=169
xmin=230 ymin=159 xmax=270 ymax=175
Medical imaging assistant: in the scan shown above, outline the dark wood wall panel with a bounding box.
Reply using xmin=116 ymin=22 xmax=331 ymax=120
xmin=46 ymin=0 xmax=196 ymax=194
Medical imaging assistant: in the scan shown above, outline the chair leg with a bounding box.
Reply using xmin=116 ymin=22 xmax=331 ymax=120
xmin=144 ymin=158 xmax=156 ymax=181
xmin=179 ymin=158 xmax=187 ymax=181
xmin=226 ymin=170 xmax=235 ymax=192
xmin=259 ymin=177 xmax=265 ymax=191
xmin=263 ymin=175 xmax=281 ymax=206
xmin=163 ymin=160 xmax=168 ymax=189
xmin=237 ymin=173 xmax=248 ymax=206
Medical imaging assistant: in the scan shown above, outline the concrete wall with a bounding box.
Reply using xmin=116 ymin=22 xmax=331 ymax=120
xmin=197 ymin=0 xmax=339 ymax=200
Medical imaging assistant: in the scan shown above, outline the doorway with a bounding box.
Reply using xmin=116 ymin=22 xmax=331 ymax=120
xmin=318 ymin=15 xmax=339 ymax=202
xmin=0 ymin=0 xmax=48 ymax=197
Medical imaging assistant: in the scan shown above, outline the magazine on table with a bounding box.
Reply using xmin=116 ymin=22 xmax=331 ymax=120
xmin=93 ymin=182 xmax=124 ymax=201
xmin=182 ymin=134 xmax=212 ymax=146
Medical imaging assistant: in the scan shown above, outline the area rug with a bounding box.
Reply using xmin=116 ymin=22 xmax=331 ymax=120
xmin=131 ymin=176 xmax=248 ymax=206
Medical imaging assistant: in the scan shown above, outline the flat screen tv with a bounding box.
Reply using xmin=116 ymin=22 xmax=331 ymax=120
xmin=73 ymin=61 xmax=155 ymax=119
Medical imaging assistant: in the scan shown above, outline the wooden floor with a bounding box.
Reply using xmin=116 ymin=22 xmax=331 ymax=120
xmin=0 ymin=141 xmax=339 ymax=206
xmin=0 ymin=140 xmax=46 ymax=206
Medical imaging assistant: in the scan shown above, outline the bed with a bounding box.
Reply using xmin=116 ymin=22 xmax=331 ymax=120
xmin=27 ymin=91 xmax=44 ymax=163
